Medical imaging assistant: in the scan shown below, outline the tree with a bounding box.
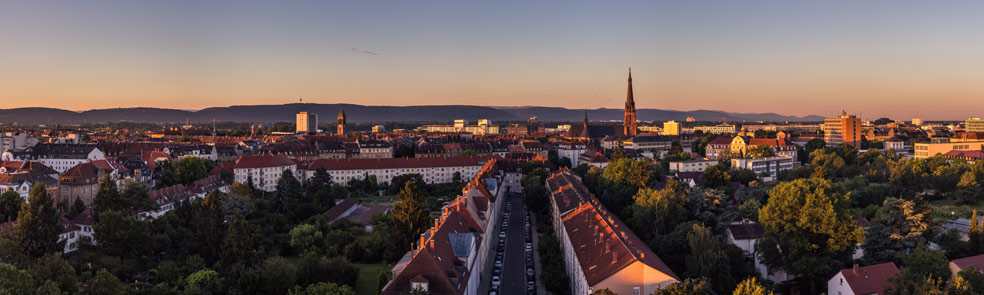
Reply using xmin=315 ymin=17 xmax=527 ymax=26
xmin=955 ymin=267 xmax=984 ymax=295
xmin=376 ymin=271 xmax=389 ymax=295
xmin=274 ymin=169 xmax=303 ymax=214
xmin=738 ymin=199 xmax=761 ymax=221
xmin=88 ymin=270 xmax=125 ymax=295
xmin=630 ymin=179 xmax=690 ymax=238
xmin=746 ymin=145 xmax=776 ymax=159
xmin=591 ymin=289 xmax=617 ymax=295
xmin=186 ymin=269 xmax=224 ymax=294
xmin=653 ymin=278 xmax=716 ymax=295
xmin=862 ymin=197 xmax=932 ymax=264
xmin=290 ymin=224 xmax=324 ymax=255
xmin=68 ymin=198 xmax=86 ymax=220
xmin=810 ymin=150 xmax=845 ymax=179
xmin=888 ymin=247 xmax=951 ymax=295
xmin=388 ymin=180 xmax=429 ymax=261
xmin=93 ymin=174 xmax=124 ymax=212
xmin=290 ymin=282 xmax=355 ymax=295
xmin=0 ymin=188 xmax=22 ymax=222
xmin=221 ymin=217 xmax=252 ymax=266
xmin=703 ymin=164 xmax=732 ymax=189
xmin=756 ymin=178 xmax=864 ymax=294
xmin=601 ymin=158 xmax=655 ymax=188
xmin=30 ymin=253 xmax=77 ymax=293
xmin=732 ymin=277 xmax=773 ymax=295
xmin=686 ymin=224 xmax=729 ymax=291
xmin=120 ymin=180 xmax=154 ymax=212
xmin=262 ymin=257 xmax=298 ymax=295
xmin=93 ymin=210 xmax=151 ymax=264
xmin=14 ymin=183 xmax=62 ymax=257
xmin=0 ymin=263 xmax=34 ymax=295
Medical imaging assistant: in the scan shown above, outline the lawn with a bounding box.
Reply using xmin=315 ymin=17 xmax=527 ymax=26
xmin=353 ymin=262 xmax=389 ymax=295
xmin=929 ymin=199 xmax=984 ymax=223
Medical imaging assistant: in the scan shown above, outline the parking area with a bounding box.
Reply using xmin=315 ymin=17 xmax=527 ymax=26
xmin=489 ymin=193 xmax=537 ymax=295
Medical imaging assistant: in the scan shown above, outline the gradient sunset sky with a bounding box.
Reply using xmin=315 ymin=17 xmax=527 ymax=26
xmin=2 ymin=1 xmax=984 ymax=120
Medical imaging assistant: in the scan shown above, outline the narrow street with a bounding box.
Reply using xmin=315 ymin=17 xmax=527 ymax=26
xmin=500 ymin=193 xmax=529 ymax=294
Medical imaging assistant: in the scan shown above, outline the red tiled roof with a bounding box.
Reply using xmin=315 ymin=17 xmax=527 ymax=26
xmin=945 ymin=150 xmax=984 ymax=160
xmin=952 ymin=254 xmax=984 ymax=273
xmin=307 ymin=156 xmax=489 ymax=171
xmin=708 ymin=136 xmax=734 ymax=145
xmin=233 ymin=154 xmax=296 ymax=169
xmin=546 ymin=172 xmax=679 ymax=286
xmin=838 ymin=262 xmax=899 ymax=295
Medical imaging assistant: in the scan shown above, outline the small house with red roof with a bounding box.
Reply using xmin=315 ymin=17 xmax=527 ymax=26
xmin=827 ymin=262 xmax=899 ymax=295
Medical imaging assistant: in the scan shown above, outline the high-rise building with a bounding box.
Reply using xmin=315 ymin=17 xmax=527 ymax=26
xmin=337 ymin=109 xmax=347 ymax=135
xmin=296 ymin=112 xmax=318 ymax=134
xmin=624 ymin=69 xmax=638 ymax=137
xmin=823 ymin=112 xmax=861 ymax=145
xmin=966 ymin=117 xmax=984 ymax=133
xmin=663 ymin=120 xmax=681 ymax=135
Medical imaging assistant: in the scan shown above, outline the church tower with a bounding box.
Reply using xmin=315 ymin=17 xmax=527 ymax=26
xmin=337 ymin=109 xmax=346 ymax=135
xmin=624 ymin=68 xmax=637 ymax=137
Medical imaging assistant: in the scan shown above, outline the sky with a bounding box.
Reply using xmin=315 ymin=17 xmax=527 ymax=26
xmin=2 ymin=1 xmax=984 ymax=120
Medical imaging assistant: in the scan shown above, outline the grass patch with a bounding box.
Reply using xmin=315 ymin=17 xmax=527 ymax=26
xmin=930 ymin=200 xmax=984 ymax=222
xmin=353 ymin=262 xmax=389 ymax=295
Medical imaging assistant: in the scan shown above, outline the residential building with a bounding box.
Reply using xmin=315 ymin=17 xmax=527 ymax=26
xmin=232 ymin=154 xmax=298 ymax=192
xmin=58 ymin=162 xmax=113 ymax=206
xmin=662 ymin=121 xmax=680 ymax=136
xmin=950 ymin=254 xmax=984 ymax=278
xmin=694 ymin=124 xmax=736 ymax=135
xmin=0 ymin=132 xmax=39 ymax=152
xmin=668 ymin=159 xmax=717 ymax=172
xmin=546 ymin=171 xmax=679 ymax=295
xmin=303 ymin=156 xmax=488 ymax=185
xmin=730 ymin=156 xmax=795 ymax=182
xmin=824 ymin=112 xmax=862 ymax=146
xmin=827 ymin=262 xmax=899 ymax=295
xmin=558 ymin=142 xmax=588 ymax=167
xmin=967 ymin=117 xmax=984 ymax=133
xmin=912 ymin=118 xmax=923 ymax=126
xmin=382 ymin=159 xmax=510 ymax=295
xmin=729 ymin=136 xmax=798 ymax=159
xmin=31 ymin=144 xmax=106 ymax=173
xmin=913 ymin=139 xmax=984 ymax=158
xmin=705 ymin=136 xmax=734 ymax=160
xmin=296 ymin=112 xmax=318 ymax=133
xmin=884 ymin=138 xmax=905 ymax=151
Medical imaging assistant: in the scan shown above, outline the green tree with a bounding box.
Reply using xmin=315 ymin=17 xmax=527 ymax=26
xmin=388 ymin=181 xmax=429 ymax=262
xmin=732 ymin=277 xmax=773 ymax=295
xmin=376 ymin=271 xmax=389 ymax=295
xmin=810 ymin=150 xmax=845 ymax=179
xmin=862 ymin=197 xmax=932 ymax=264
xmin=601 ymin=158 xmax=655 ymax=188
xmin=186 ymin=269 xmax=224 ymax=295
xmin=954 ymin=267 xmax=984 ymax=295
xmin=686 ymin=224 xmax=732 ymax=292
xmin=290 ymin=224 xmax=324 ymax=255
xmin=630 ymin=179 xmax=690 ymax=238
xmin=93 ymin=174 xmax=124 ymax=212
xmin=653 ymin=277 xmax=716 ymax=295
xmin=290 ymin=282 xmax=355 ymax=295
xmin=221 ymin=217 xmax=252 ymax=266
xmin=68 ymin=198 xmax=86 ymax=220
xmin=738 ymin=199 xmax=761 ymax=221
xmin=121 ymin=180 xmax=154 ymax=212
xmin=0 ymin=263 xmax=34 ymax=295
xmin=746 ymin=145 xmax=776 ymax=158
xmin=262 ymin=257 xmax=298 ymax=295
xmin=88 ymin=270 xmax=125 ymax=295
xmin=703 ymin=164 xmax=732 ymax=189
xmin=888 ymin=247 xmax=951 ymax=295
xmin=274 ymin=169 xmax=303 ymax=215
xmin=0 ymin=188 xmax=22 ymax=222
xmin=756 ymin=178 xmax=864 ymax=294
xmin=93 ymin=210 xmax=151 ymax=264
xmin=14 ymin=183 xmax=62 ymax=257
xmin=29 ymin=254 xmax=77 ymax=293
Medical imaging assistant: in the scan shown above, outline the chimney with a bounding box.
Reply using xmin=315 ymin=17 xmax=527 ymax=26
xmin=420 ymin=234 xmax=426 ymax=249
xmin=429 ymin=239 xmax=435 ymax=249
xmin=434 ymin=218 xmax=439 ymax=229
xmin=853 ymin=264 xmax=859 ymax=275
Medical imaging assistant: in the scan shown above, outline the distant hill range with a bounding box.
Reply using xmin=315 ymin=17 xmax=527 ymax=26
xmin=0 ymin=104 xmax=824 ymax=125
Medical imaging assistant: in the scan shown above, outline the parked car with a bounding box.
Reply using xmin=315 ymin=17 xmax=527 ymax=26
xmin=492 ymin=276 xmax=501 ymax=286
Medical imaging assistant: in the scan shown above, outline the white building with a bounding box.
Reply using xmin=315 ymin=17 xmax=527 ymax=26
xmin=232 ymin=154 xmax=298 ymax=192
xmin=725 ymin=220 xmax=791 ymax=283
xmin=668 ymin=159 xmax=717 ymax=172
xmin=827 ymin=262 xmax=899 ymax=295
xmin=558 ymin=142 xmax=588 ymax=167
xmin=694 ymin=124 xmax=737 ymax=135
xmin=36 ymin=145 xmax=105 ymax=173
xmin=303 ymin=156 xmax=488 ymax=185
xmin=730 ymin=156 xmax=795 ymax=182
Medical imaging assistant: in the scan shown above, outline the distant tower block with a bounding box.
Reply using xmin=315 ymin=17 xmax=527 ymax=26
xmin=624 ymin=68 xmax=638 ymax=137
xmin=337 ymin=109 xmax=347 ymax=135
xmin=296 ymin=112 xmax=318 ymax=134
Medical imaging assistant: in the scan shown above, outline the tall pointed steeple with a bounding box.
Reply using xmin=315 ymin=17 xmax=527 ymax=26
xmin=624 ymin=68 xmax=638 ymax=137
xmin=580 ymin=110 xmax=590 ymax=139
xmin=337 ymin=109 xmax=346 ymax=135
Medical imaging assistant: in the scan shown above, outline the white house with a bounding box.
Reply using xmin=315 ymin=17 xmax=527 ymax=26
xmin=725 ymin=220 xmax=791 ymax=283
xmin=827 ymin=262 xmax=899 ymax=295
xmin=302 ymin=156 xmax=488 ymax=186
xmin=232 ymin=154 xmax=297 ymax=192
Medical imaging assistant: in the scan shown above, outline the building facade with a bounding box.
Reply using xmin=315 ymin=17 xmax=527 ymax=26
xmin=824 ymin=112 xmax=862 ymax=146
xmin=296 ymin=112 xmax=318 ymax=134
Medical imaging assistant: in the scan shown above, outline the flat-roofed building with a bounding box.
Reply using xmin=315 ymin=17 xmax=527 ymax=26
xmin=731 ymin=156 xmax=795 ymax=182
xmin=967 ymin=117 xmax=984 ymax=133
xmin=913 ymin=139 xmax=984 ymax=158
xmin=824 ymin=112 xmax=862 ymax=146
xmin=296 ymin=112 xmax=318 ymax=134
xmin=662 ymin=121 xmax=681 ymax=135
xmin=668 ymin=159 xmax=717 ymax=172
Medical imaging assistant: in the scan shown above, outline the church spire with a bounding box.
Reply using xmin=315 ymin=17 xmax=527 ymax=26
xmin=624 ymin=68 xmax=637 ymax=137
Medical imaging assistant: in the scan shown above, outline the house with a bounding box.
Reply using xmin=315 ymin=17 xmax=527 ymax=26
xmin=58 ymin=162 xmax=110 ymax=207
xmin=950 ymin=254 xmax=984 ymax=278
xmin=30 ymin=144 xmax=106 ymax=173
xmin=730 ymin=156 xmax=796 ymax=182
xmin=704 ymin=136 xmax=734 ymax=160
xmin=546 ymin=171 xmax=679 ymax=295
xmin=827 ymin=262 xmax=899 ymax=295
xmin=232 ymin=154 xmax=297 ymax=192
xmin=302 ymin=156 xmax=488 ymax=186
xmin=725 ymin=220 xmax=791 ymax=283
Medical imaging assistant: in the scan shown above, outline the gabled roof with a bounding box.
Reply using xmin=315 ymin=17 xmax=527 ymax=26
xmin=325 ymin=198 xmax=358 ymax=221
xmin=306 ymin=156 xmax=488 ymax=171
xmin=837 ymin=262 xmax=899 ymax=295
xmin=952 ymin=254 xmax=984 ymax=272
xmin=728 ymin=222 xmax=764 ymax=240
xmin=546 ymin=172 xmax=679 ymax=286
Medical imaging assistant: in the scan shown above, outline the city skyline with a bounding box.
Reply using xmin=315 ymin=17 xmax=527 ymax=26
xmin=4 ymin=1 xmax=984 ymax=120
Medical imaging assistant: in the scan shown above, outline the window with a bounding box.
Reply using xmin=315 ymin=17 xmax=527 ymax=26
xmin=633 ymin=287 xmax=641 ymax=295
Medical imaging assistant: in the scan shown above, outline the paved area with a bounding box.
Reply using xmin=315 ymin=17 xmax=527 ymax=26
xmin=501 ymin=194 xmax=528 ymax=294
